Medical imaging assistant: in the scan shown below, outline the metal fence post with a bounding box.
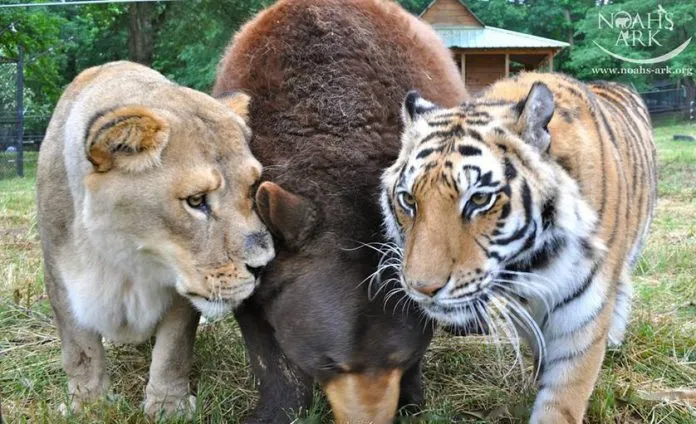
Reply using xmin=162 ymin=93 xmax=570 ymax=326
xmin=15 ymin=45 xmax=24 ymax=177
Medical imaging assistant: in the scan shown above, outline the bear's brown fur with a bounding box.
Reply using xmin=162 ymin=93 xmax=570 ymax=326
xmin=214 ymin=1 xmax=466 ymax=423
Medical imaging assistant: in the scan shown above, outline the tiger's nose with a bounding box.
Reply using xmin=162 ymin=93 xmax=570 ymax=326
xmin=408 ymin=279 xmax=447 ymax=297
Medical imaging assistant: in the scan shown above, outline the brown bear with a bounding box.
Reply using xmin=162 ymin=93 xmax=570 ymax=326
xmin=213 ymin=0 xmax=466 ymax=423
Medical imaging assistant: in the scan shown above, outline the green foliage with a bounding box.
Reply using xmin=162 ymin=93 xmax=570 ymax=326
xmin=567 ymin=0 xmax=696 ymax=88
xmin=1 ymin=0 xmax=695 ymax=116
xmin=468 ymin=0 xmax=529 ymax=32
xmin=397 ymin=0 xmax=431 ymax=15
xmin=0 ymin=1 xmax=66 ymax=116
xmin=154 ymin=0 xmax=269 ymax=91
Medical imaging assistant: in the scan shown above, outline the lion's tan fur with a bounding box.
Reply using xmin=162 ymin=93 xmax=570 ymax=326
xmin=37 ymin=61 xmax=274 ymax=417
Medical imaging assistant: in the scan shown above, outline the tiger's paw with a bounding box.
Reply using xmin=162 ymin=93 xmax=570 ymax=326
xmin=530 ymin=405 xmax=581 ymax=424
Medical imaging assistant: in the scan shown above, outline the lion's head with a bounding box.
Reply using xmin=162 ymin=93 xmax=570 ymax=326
xmin=73 ymin=79 xmax=274 ymax=317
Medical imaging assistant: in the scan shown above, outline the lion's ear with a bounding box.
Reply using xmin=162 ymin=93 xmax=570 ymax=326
xmin=86 ymin=106 xmax=169 ymax=173
xmin=217 ymin=91 xmax=251 ymax=123
xmin=255 ymin=182 xmax=316 ymax=250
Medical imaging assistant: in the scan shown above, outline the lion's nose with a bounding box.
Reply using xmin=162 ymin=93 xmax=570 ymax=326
xmin=245 ymin=231 xmax=270 ymax=250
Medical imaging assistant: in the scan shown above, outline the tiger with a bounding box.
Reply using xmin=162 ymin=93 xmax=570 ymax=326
xmin=379 ymin=72 xmax=657 ymax=423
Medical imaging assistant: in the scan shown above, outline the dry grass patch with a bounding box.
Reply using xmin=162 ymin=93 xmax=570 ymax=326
xmin=2 ymin=125 xmax=696 ymax=423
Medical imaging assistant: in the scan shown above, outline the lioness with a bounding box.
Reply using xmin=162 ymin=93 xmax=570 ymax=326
xmin=36 ymin=61 xmax=274 ymax=418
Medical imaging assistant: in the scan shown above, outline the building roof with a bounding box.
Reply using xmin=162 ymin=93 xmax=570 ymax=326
xmin=432 ymin=25 xmax=570 ymax=50
xmin=419 ymin=0 xmax=484 ymax=27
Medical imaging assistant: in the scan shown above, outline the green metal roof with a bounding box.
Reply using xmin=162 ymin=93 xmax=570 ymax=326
xmin=433 ymin=25 xmax=570 ymax=50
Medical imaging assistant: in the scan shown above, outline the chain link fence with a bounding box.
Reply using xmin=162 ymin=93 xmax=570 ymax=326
xmin=1 ymin=50 xmax=48 ymax=180
xmin=0 ymin=59 xmax=21 ymax=179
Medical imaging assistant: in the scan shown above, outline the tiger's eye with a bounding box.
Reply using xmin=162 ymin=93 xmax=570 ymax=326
xmin=401 ymin=193 xmax=415 ymax=207
xmin=470 ymin=193 xmax=492 ymax=206
xmin=186 ymin=193 xmax=207 ymax=209
xmin=398 ymin=192 xmax=417 ymax=214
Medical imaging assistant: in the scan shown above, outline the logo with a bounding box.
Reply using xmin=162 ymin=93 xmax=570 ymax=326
xmin=595 ymin=5 xmax=691 ymax=64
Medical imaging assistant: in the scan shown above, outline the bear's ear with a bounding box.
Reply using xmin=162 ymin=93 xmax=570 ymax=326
xmin=86 ymin=106 xmax=170 ymax=173
xmin=402 ymin=90 xmax=437 ymax=127
xmin=515 ymin=82 xmax=555 ymax=152
xmin=255 ymin=182 xmax=317 ymax=250
xmin=217 ymin=91 xmax=251 ymax=123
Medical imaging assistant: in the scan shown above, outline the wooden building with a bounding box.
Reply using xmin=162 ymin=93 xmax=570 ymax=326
xmin=421 ymin=0 xmax=569 ymax=93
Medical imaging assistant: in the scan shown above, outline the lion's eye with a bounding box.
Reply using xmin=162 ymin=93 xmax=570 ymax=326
xmin=397 ymin=192 xmax=417 ymax=215
xmin=186 ymin=193 xmax=207 ymax=210
xmin=470 ymin=193 xmax=492 ymax=207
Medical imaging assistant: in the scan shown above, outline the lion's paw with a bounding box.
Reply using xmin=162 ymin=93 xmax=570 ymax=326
xmin=143 ymin=393 xmax=196 ymax=420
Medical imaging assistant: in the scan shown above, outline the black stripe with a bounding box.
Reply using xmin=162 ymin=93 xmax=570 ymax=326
xmin=479 ymin=171 xmax=494 ymax=186
xmin=520 ymin=222 xmax=537 ymax=251
xmin=474 ymin=238 xmax=489 ymax=255
xmin=418 ymin=128 xmax=462 ymax=145
xmin=501 ymin=184 xmax=512 ymax=197
xmin=466 ymin=119 xmax=490 ymax=126
xmin=427 ymin=120 xmax=455 ymax=127
xmin=521 ymin=180 xmax=533 ymax=222
xmin=499 ymin=202 xmax=511 ymax=220
xmin=541 ymin=195 xmax=556 ymax=230
xmin=547 ymin=297 xmax=607 ymax=339
xmin=504 ymin=157 xmax=517 ymax=181
xmin=458 ymin=145 xmax=482 ymax=156
xmin=529 ymin=235 xmax=566 ymax=270
xmin=544 ymin=333 xmax=605 ymax=369
xmin=416 ymin=148 xmax=436 ymax=159
xmin=586 ymin=92 xmax=608 ymax=222
xmin=467 ymin=128 xmax=483 ymax=142
xmin=597 ymin=104 xmax=628 ymax=251
xmin=597 ymin=94 xmax=645 ymax=249
xmin=551 ymin=261 xmax=602 ymax=312
xmin=492 ymin=217 xmax=530 ymax=245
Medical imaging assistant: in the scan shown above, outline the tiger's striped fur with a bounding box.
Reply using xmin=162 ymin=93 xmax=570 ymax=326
xmin=379 ymin=72 xmax=657 ymax=423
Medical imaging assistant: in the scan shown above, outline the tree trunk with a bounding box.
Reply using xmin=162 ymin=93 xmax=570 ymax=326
xmin=564 ymin=8 xmax=573 ymax=47
xmin=128 ymin=2 xmax=154 ymax=66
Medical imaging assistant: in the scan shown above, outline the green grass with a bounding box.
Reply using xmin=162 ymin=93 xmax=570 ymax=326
xmin=2 ymin=125 xmax=695 ymax=423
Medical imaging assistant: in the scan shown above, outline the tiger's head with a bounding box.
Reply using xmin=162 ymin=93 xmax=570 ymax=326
xmin=380 ymin=83 xmax=595 ymax=325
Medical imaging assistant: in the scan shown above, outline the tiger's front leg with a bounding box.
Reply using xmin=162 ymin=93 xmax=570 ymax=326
xmin=529 ymin=278 xmax=616 ymax=424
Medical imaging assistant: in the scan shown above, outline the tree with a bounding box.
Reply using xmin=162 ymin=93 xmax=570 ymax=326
xmin=127 ymin=2 xmax=155 ymax=66
xmin=567 ymin=0 xmax=696 ymax=96
xmin=153 ymin=0 xmax=268 ymax=91
xmin=0 ymin=1 xmax=66 ymax=116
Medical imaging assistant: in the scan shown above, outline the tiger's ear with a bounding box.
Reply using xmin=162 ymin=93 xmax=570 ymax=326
xmin=86 ymin=106 xmax=169 ymax=173
xmin=255 ymin=182 xmax=317 ymax=250
xmin=515 ymin=82 xmax=554 ymax=152
xmin=402 ymin=90 xmax=438 ymax=127
xmin=217 ymin=91 xmax=251 ymax=123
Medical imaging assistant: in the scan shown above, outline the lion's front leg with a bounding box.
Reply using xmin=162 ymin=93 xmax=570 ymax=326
xmin=45 ymin=264 xmax=109 ymax=414
xmin=58 ymin=324 xmax=109 ymax=414
xmin=143 ymin=295 xmax=200 ymax=419
xmin=529 ymin=279 xmax=614 ymax=424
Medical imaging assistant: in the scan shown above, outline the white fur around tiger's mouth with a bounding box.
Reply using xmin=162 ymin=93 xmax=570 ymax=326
xmin=419 ymin=300 xmax=484 ymax=327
